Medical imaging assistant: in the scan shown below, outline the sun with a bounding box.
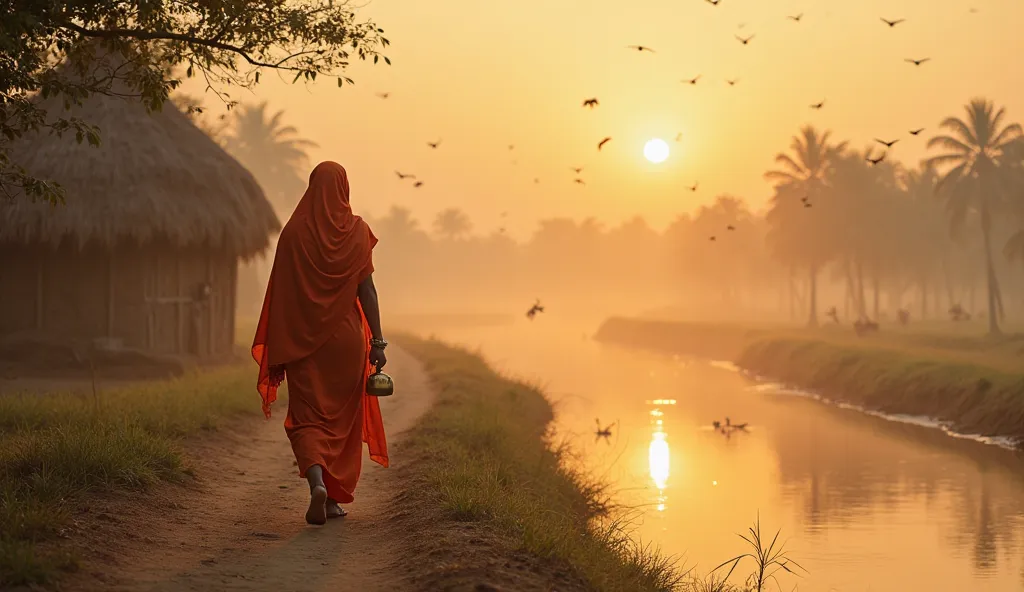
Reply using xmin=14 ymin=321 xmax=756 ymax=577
xmin=644 ymin=138 xmax=670 ymax=163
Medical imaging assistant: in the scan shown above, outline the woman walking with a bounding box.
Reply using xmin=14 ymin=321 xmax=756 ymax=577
xmin=252 ymin=161 xmax=389 ymax=525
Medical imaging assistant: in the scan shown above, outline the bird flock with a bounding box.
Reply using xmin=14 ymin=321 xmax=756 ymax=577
xmin=380 ymin=4 xmax=953 ymax=237
xmin=374 ymin=2 xmax=977 ymax=318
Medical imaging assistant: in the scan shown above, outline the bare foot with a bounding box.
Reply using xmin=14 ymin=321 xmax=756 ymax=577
xmin=305 ymin=485 xmax=328 ymax=525
xmin=326 ymin=499 xmax=348 ymax=519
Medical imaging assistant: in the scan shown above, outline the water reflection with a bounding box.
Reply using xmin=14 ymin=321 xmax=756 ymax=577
xmin=649 ymin=408 xmax=670 ymax=511
xmin=419 ymin=321 xmax=1024 ymax=591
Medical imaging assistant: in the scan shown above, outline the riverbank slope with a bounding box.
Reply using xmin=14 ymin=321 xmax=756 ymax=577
xmin=595 ymin=317 xmax=1024 ymax=447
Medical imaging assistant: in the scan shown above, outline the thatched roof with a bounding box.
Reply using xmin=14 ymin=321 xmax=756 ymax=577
xmin=1 ymin=66 xmax=280 ymax=257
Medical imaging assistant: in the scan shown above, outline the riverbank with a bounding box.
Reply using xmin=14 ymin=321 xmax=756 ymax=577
xmin=595 ymin=317 xmax=1024 ymax=448
xmin=395 ymin=334 xmax=687 ymax=591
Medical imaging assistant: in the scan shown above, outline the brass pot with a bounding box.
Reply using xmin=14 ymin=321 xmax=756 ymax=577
xmin=366 ymin=371 xmax=395 ymax=397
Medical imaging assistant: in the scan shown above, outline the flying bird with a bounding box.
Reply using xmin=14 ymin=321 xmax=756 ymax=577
xmin=874 ymin=138 xmax=899 ymax=148
xmin=627 ymin=45 xmax=655 ymax=53
xmin=905 ymin=58 xmax=930 ymax=66
xmin=574 ymin=178 xmax=586 ymax=185
xmin=413 ymin=181 xmax=424 ymax=188
xmin=594 ymin=419 xmax=616 ymax=442
xmin=881 ymin=17 xmax=905 ymax=27
xmin=688 ymin=182 xmax=699 ymax=192
xmin=735 ymin=34 xmax=755 ymax=45
xmin=705 ymin=0 xmax=720 ymax=5
xmin=909 ymin=128 xmax=925 ymax=135
xmin=427 ymin=139 xmax=442 ymax=149
xmin=727 ymin=225 xmax=735 ymax=231
xmin=526 ymin=299 xmax=544 ymax=320
xmin=376 ymin=92 xmax=390 ymax=99
xmin=570 ymin=167 xmax=584 ymax=174
xmin=724 ymin=417 xmax=748 ymax=430
xmin=597 ymin=137 xmax=612 ymax=151
xmin=583 ymin=98 xmax=599 ymax=108
xmin=866 ymin=152 xmax=886 ymax=165
xmin=534 ymin=178 xmax=540 ymax=184
xmin=810 ymin=100 xmax=825 ymax=109
xmin=508 ymin=144 xmax=515 ymax=151
xmin=709 ymin=236 xmax=717 ymax=241
xmin=788 ymin=13 xmax=803 ymax=22
xmin=395 ymin=171 xmax=416 ymax=180
xmin=683 ymin=75 xmax=701 ymax=85
xmin=725 ymin=78 xmax=739 ymax=86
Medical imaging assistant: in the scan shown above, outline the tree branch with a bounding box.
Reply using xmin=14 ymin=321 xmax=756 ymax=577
xmin=59 ymin=22 xmax=310 ymax=71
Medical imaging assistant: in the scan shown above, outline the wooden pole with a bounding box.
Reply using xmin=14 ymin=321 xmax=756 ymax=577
xmin=35 ymin=254 xmax=44 ymax=330
xmin=107 ymin=251 xmax=115 ymax=338
xmin=206 ymin=250 xmax=214 ymax=357
xmin=228 ymin=256 xmax=237 ymax=353
xmin=176 ymin=257 xmax=183 ymax=354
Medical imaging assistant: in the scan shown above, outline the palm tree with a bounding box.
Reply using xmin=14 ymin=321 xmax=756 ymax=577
xmin=903 ymin=167 xmax=948 ymax=318
xmin=223 ymin=102 xmax=319 ymax=217
xmin=432 ymin=208 xmax=472 ymax=240
xmin=171 ymin=92 xmax=228 ymax=141
xmin=764 ymin=126 xmax=847 ymax=326
xmin=925 ymin=98 xmax=1023 ymax=334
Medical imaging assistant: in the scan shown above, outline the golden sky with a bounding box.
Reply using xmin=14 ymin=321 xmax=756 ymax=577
xmin=189 ymin=0 xmax=1024 ymax=239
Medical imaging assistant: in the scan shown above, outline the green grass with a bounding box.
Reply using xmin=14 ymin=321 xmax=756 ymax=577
xmin=399 ymin=334 xmax=796 ymax=592
xmin=0 ymin=366 xmax=265 ymax=587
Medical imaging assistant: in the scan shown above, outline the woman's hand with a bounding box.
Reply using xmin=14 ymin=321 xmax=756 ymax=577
xmin=369 ymin=346 xmax=387 ymax=371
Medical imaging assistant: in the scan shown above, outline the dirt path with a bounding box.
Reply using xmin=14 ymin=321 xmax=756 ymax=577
xmin=72 ymin=345 xmax=435 ymax=592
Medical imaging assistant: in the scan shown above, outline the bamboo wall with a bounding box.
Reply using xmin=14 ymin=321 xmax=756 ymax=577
xmin=0 ymin=242 xmax=238 ymax=359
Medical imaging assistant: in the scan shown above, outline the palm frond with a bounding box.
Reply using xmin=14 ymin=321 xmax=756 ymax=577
xmin=939 ymin=116 xmax=978 ymax=146
xmin=992 ymin=123 xmax=1024 ymax=148
xmin=923 ymin=153 xmax=966 ymax=171
xmin=926 ymin=135 xmax=972 ymax=154
xmin=773 ymin=153 xmax=803 ymax=176
xmin=764 ymin=170 xmax=800 ymax=184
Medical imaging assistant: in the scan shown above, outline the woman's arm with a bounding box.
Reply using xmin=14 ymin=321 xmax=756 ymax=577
xmin=357 ymin=274 xmax=384 ymax=341
xmin=358 ymin=274 xmax=387 ymax=370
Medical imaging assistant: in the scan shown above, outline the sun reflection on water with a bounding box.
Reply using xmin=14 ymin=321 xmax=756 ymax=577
xmin=648 ymin=409 xmax=670 ymax=511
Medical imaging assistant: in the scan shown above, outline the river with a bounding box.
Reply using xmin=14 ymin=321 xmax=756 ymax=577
xmin=408 ymin=318 xmax=1024 ymax=592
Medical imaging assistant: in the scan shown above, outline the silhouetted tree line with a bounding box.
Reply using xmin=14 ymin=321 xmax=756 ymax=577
xmin=203 ymin=98 xmax=1023 ymax=330
xmin=765 ymin=99 xmax=1024 ymax=334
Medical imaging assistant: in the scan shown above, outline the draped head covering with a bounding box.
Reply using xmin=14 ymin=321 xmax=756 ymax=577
xmin=252 ymin=161 xmax=388 ymax=467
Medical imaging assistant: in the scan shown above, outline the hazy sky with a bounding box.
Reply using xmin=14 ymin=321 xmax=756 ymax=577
xmin=187 ymin=0 xmax=1024 ymax=239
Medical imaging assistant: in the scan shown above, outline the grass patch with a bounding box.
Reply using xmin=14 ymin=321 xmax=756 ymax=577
xmin=737 ymin=337 xmax=1024 ymax=443
xmin=399 ymin=334 xmax=794 ymax=592
xmin=0 ymin=366 xmax=267 ymax=587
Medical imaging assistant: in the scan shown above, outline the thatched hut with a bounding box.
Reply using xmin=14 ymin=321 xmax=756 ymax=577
xmin=0 ymin=74 xmax=280 ymax=364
